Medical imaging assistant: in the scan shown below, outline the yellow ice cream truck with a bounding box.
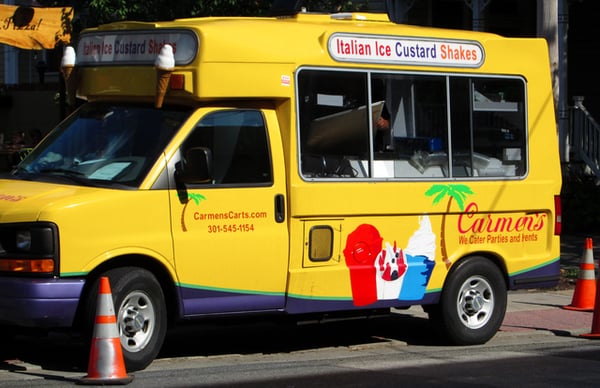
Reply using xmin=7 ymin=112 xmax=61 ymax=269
xmin=0 ymin=7 xmax=561 ymax=371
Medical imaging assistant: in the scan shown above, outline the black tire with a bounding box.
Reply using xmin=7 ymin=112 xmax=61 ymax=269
xmin=83 ymin=267 xmax=167 ymax=371
xmin=428 ymin=258 xmax=507 ymax=345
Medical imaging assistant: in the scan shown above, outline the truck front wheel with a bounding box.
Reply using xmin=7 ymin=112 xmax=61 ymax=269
xmin=83 ymin=267 xmax=167 ymax=372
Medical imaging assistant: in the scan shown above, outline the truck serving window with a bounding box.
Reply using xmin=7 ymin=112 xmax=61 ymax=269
xmin=297 ymin=69 xmax=526 ymax=180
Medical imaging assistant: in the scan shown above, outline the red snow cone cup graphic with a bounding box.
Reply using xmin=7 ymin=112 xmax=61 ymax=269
xmin=343 ymin=224 xmax=382 ymax=306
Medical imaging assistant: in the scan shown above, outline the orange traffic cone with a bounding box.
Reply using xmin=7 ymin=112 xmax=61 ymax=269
xmin=564 ymin=237 xmax=597 ymax=312
xmin=581 ymin=272 xmax=600 ymax=339
xmin=79 ymin=276 xmax=134 ymax=385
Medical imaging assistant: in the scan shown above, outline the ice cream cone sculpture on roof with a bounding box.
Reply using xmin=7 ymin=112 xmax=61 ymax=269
xmin=155 ymin=44 xmax=175 ymax=108
xmin=61 ymin=46 xmax=75 ymax=79
xmin=61 ymin=46 xmax=77 ymax=107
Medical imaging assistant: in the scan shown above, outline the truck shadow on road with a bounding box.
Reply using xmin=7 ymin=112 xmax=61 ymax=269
xmin=159 ymin=312 xmax=440 ymax=358
xmin=0 ymin=312 xmax=441 ymax=372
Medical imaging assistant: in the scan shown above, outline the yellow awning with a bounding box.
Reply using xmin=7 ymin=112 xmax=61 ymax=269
xmin=0 ymin=5 xmax=73 ymax=50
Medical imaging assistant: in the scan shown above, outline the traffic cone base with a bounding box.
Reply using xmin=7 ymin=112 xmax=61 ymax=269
xmin=563 ymin=237 xmax=596 ymax=312
xmin=581 ymin=252 xmax=600 ymax=340
xmin=78 ymin=276 xmax=133 ymax=385
xmin=580 ymin=333 xmax=600 ymax=339
xmin=563 ymin=302 xmax=595 ymax=312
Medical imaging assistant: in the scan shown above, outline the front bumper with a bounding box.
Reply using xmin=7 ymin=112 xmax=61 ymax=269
xmin=0 ymin=277 xmax=85 ymax=328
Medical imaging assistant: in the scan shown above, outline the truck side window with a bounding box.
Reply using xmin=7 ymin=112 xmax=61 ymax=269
xmin=183 ymin=110 xmax=272 ymax=185
xmin=298 ymin=70 xmax=369 ymax=178
xmin=297 ymin=69 xmax=526 ymax=180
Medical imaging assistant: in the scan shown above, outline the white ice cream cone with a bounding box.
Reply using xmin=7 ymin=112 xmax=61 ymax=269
xmin=62 ymin=65 xmax=74 ymax=81
xmin=155 ymin=68 xmax=172 ymax=108
xmin=154 ymin=44 xmax=175 ymax=108
xmin=62 ymin=65 xmax=77 ymax=107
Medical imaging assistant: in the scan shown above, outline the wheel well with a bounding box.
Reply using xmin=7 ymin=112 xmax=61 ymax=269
xmin=73 ymin=255 xmax=178 ymax=330
xmin=447 ymin=253 xmax=509 ymax=290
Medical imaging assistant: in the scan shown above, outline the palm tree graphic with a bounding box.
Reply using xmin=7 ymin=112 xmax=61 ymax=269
xmin=425 ymin=184 xmax=474 ymax=269
xmin=180 ymin=192 xmax=206 ymax=232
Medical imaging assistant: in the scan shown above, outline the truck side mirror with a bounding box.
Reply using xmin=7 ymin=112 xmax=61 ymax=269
xmin=177 ymin=146 xmax=213 ymax=184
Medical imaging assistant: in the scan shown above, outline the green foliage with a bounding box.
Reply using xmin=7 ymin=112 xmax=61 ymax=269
xmin=36 ymin=0 xmax=373 ymax=26
xmin=304 ymin=1 xmax=364 ymax=12
xmin=88 ymin=0 xmax=272 ymax=23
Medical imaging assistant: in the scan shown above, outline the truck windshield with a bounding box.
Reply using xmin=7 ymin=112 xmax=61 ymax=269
xmin=12 ymin=103 xmax=191 ymax=188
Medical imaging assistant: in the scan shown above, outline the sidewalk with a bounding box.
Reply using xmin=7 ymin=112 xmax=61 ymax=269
xmin=501 ymin=289 xmax=593 ymax=335
xmin=499 ymin=233 xmax=600 ymax=337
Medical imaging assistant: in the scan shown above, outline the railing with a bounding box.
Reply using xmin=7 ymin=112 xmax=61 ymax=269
xmin=569 ymin=96 xmax=600 ymax=178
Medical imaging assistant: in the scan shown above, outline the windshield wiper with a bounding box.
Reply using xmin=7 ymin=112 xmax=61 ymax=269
xmin=40 ymin=168 xmax=85 ymax=176
xmin=8 ymin=166 xmax=36 ymax=180
xmin=11 ymin=166 xmax=30 ymax=175
xmin=39 ymin=168 xmax=85 ymax=176
xmin=38 ymin=168 xmax=95 ymax=186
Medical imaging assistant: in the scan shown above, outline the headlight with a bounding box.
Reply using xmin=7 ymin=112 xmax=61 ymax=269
xmin=13 ymin=227 xmax=54 ymax=253
xmin=16 ymin=230 xmax=32 ymax=251
xmin=0 ymin=223 xmax=58 ymax=275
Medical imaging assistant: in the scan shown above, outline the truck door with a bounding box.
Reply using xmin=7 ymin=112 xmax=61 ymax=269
xmin=168 ymin=108 xmax=288 ymax=315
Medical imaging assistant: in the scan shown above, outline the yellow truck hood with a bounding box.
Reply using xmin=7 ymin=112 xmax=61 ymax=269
xmin=0 ymin=179 xmax=87 ymax=222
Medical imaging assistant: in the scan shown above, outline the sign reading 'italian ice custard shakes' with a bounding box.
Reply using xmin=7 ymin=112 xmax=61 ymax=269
xmin=0 ymin=5 xmax=73 ymax=49
xmin=328 ymin=33 xmax=484 ymax=68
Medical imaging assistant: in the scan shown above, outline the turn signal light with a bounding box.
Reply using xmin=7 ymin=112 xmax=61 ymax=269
xmin=0 ymin=258 xmax=55 ymax=273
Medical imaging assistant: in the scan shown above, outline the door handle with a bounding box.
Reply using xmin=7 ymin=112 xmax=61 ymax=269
xmin=275 ymin=194 xmax=285 ymax=223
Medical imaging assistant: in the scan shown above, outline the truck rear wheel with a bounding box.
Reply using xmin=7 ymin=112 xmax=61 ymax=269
xmin=83 ymin=267 xmax=167 ymax=371
xmin=428 ymin=258 xmax=507 ymax=345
